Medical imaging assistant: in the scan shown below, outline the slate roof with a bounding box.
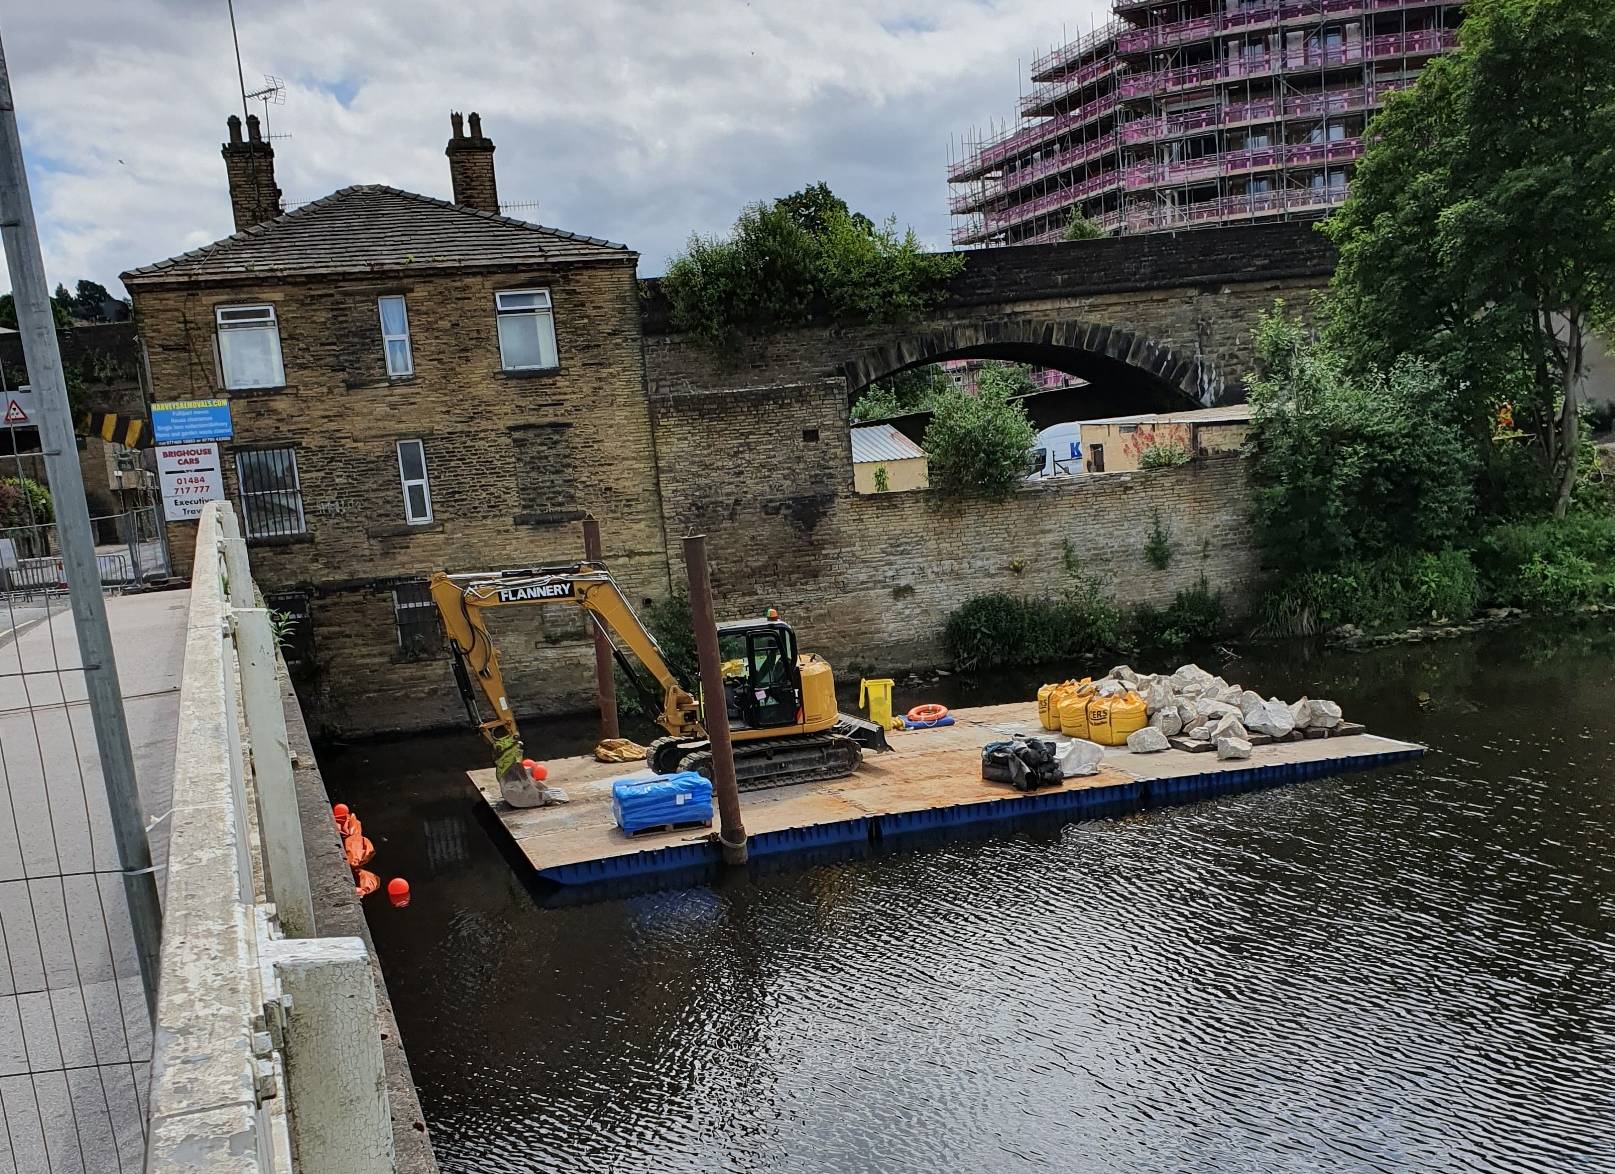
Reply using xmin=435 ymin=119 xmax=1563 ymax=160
xmin=122 ymin=185 xmax=633 ymax=286
xmin=850 ymin=423 xmax=927 ymax=464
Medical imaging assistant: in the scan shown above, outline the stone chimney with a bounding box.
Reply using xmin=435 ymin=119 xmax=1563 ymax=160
xmin=446 ymin=111 xmax=499 ymax=214
xmin=221 ymin=114 xmax=283 ymax=232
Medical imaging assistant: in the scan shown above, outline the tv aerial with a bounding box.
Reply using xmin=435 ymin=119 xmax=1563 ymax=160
xmin=244 ymin=75 xmax=288 ymax=140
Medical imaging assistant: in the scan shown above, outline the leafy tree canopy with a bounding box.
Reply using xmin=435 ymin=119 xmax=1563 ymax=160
xmin=661 ymin=183 xmax=963 ymax=352
xmin=922 ymin=380 xmax=1037 ymax=501
xmin=0 ymin=291 xmax=71 ymax=331
xmin=1247 ymin=305 xmax=1478 ymax=575
xmin=1322 ymin=0 xmax=1615 ymax=516
xmin=850 ymin=363 xmax=952 ymax=422
xmin=1062 ymin=211 xmax=1105 ymax=241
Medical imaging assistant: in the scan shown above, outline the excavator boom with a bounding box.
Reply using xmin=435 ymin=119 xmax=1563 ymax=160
xmin=430 ymin=563 xmax=700 ymax=761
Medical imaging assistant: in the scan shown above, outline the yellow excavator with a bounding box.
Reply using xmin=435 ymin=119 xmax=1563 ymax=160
xmin=428 ymin=562 xmax=888 ymax=794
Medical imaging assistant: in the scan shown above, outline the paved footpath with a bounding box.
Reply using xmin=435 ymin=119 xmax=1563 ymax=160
xmin=0 ymin=590 xmax=188 ymax=1174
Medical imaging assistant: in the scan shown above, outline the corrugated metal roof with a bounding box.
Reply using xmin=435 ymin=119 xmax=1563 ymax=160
xmin=122 ymin=185 xmax=633 ymax=286
xmin=850 ymin=423 xmax=926 ymax=464
xmin=1082 ymin=404 xmax=1252 ymax=427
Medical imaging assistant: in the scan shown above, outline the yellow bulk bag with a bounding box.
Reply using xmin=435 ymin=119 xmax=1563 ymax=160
xmin=1086 ymin=690 xmax=1147 ymax=746
xmin=1058 ymin=693 xmax=1091 ymax=739
xmin=1039 ymin=677 xmax=1090 ymax=731
xmin=1037 ymin=684 xmax=1060 ymax=731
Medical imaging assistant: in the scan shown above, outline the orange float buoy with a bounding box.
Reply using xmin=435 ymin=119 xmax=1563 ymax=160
xmin=906 ymin=703 xmax=949 ymax=724
xmin=332 ymin=803 xmax=349 ymax=824
xmin=387 ymin=877 xmax=411 ymax=908
xmin=354 ymin=869 xmax=380 ymax=898
xmin=529 ymin=762 xmax=548 ymax=782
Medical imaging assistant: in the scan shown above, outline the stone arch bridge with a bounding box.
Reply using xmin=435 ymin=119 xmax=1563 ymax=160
xmin=642 ymin=220 xmax=1337 ymax=418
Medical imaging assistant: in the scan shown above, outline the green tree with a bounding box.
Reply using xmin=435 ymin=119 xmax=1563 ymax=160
xmin=1062 ymin=210 xmax=1105 ymax=241
xmin=1247 ymin=305 xmax=1477 ymax=575
xmin=72 ymin=279 xmax=113 ymax=322
xmin=0 ymin=291 xmax=72 ymax=331
xmin=1323 ymin=0 xmax=1615 ymax=517
xmin=923 ymin=381 xmax=1037 ymax=500
xmin=975 ymin=360 xmax=1039 ymax=400
xmin=775 ymin=181 xmax=874 ymax=238
xmin=850 ymin=363 xmax=951 ymax=421
xmin=661 ymin=185 xmax=963 ymax=353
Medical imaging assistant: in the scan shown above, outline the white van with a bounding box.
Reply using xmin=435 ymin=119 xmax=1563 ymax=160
xmin=1031 ymin=422 xmax=1084 ymax=478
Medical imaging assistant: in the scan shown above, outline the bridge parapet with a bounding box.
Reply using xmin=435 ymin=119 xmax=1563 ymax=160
xmin=145 ymin=501 xmax=424 ymax=1172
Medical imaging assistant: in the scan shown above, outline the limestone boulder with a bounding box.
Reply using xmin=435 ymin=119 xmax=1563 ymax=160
xmin=1310 ymin=699 xmax=1344 ymax=728
xmin=1289 ymin=697 xmax=1314 ymax=729
xmin=1127 ymin=726 xmax=1171 ymax=753
xmin=1242 ymin=696 xmax=1296 ymax=738
xmin=1195 ymin=698 xmax=1239 ymax=722
xmin=1210 ymin=712 xmax=1248 ymax=741
xmin=1144 ymin=680 xmax=1176 ymax=716
xmin=1187 ymin=723 xmax=1212 ymax=741
xmin=1171 ymin=663 xmax=1212 ymax=690
xmin=1216 ymin=736 xmax=1253 ymax=761
xmin=1095 ymin=678 xmax=1127 ymax=697
xmin=1175 ymin=700 xmax=1199 ymax=731
xmin=1150 ymin=708 xmax=1184 ymax=737
xmin=1108 ymin=665 xmax=1140 ymax=685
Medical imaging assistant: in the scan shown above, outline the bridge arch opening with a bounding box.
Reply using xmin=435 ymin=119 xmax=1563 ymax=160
xmin=843 ymin=320 xmax=1223 ymax=427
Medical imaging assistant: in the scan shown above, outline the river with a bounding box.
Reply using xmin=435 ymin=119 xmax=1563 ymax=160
xmin=322 ymin=621 xmax=1615 ymax=1173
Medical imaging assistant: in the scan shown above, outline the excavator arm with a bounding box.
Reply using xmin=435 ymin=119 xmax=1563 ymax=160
xmin=428 ymin=564 xmax=702 ymax=764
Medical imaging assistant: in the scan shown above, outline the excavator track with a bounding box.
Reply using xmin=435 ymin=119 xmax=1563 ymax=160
xmin=677 ymin=732 xmax=864 ymax=792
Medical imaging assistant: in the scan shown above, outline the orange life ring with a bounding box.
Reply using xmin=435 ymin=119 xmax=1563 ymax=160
xmin=906 ymin=703 xmax=949 ymax=723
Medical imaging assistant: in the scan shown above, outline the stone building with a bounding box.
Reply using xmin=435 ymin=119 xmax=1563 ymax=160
xmin=122 ymin=112 xmax=667 ymax=733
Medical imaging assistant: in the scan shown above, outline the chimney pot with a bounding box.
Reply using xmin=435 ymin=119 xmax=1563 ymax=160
xmin=445 ymin=111 xmax=499 ymax=214
xmin=222 ymin=112 xmax=282 ymax=231
xmin=450 ymin=111 xmax=464 ymax=139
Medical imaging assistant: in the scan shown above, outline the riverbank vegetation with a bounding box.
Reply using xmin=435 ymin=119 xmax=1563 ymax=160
xmin=942 ymin=538 xmax=1227 ymax=671
xmin=1250 ymin=0 xmax=1615 ymax=635
xmin=661 ymin=182 xmax=963 ymax=353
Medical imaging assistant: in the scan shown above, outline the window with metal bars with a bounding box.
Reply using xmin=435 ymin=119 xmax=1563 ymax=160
xmin=392 ymin=580 xmax=442 ymax=659
xmin=235 ymin=446 xmax=306 ymax=538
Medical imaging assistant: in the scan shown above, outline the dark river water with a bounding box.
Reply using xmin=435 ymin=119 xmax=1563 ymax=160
xmin=322 ymin=623 xmax=1615 ymax=1174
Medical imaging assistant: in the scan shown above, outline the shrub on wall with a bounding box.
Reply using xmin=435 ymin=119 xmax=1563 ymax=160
xmin=923 ymin=383 xmax=1037 ymax=501
xmin=1138 ymin=437 xmax=1192 ymax=469
xmin=661 ymin=183 xmax=963 ymax=353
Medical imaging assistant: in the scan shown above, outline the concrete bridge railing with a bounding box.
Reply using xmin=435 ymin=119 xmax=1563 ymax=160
xmin=145 ymin=500 xmax=394 ymax=1172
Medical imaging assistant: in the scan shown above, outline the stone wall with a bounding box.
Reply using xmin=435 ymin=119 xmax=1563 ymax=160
xmin=651 ymin=379 xmax=1260 ymax=676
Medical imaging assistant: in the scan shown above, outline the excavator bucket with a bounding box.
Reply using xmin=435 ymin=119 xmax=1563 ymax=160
xmin=833 ymin=711 xmax=890 ymax=753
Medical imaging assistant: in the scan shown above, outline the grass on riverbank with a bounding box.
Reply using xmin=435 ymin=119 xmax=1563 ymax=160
xmin=1257 ymin=512 xmax=1615 ymax=636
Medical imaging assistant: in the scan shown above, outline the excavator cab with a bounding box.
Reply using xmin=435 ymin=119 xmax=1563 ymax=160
xmin=716 ymin=620 xmax=801 ymax=731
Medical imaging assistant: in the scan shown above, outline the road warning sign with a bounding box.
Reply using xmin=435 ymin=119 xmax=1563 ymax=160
xmin=3 ymin=399 xmax=27 ymax=425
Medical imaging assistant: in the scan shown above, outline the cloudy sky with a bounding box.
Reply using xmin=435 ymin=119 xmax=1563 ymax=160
xmin=2 ymin=0 xmax=1112 ymax=296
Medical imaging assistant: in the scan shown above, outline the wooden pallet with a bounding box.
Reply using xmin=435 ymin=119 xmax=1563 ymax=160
xmin=622 ymin=817 xmax=713 ymax=838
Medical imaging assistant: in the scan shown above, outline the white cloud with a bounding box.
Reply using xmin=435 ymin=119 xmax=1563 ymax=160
xmin=3 ymin=0 xmax=1112 ymax=295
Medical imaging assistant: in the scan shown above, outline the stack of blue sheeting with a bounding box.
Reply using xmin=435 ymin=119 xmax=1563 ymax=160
xmin=611 ymin=771 xmax=714 ymax=834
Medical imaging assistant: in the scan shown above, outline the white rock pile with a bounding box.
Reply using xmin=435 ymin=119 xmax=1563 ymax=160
xmin=1091 ymin=663 xmax=1351 ymax=754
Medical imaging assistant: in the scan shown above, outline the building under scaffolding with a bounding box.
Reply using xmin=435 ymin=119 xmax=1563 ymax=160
xmin=948 ymin=0 xmax=1466 ymax=246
